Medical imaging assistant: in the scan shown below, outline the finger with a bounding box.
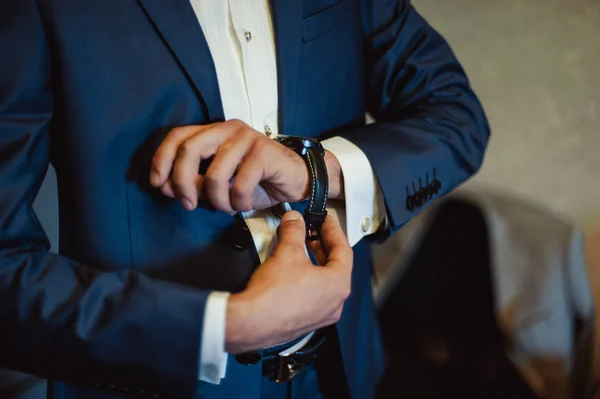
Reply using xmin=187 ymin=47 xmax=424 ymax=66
xmin=160 ymin=179 xmax=176 ymax=198
xmin=230 ymin=147 xmax=265 ymax=212
xmin=319 ymin=215 xmax=352 ymax=271
xmin=151 ymin=125 xmax=207 ymax=187
xmin=274 ymin=211 xmax=306 ymax=254
xmin=307 ymin=239 xmax=328 ymax=266
xmin=204 ymin=132 xmax=255 ymax=213
xmin=162 ymin=175 xmax=204 ymax=200
xmin=171 ymin=125 xmax=236 ymax=210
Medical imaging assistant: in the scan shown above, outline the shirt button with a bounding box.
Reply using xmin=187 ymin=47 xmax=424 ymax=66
xmin=244 ymin=31 xmax=252 ymax=42
xmin=361 ymin=217 xmax=371 ymax=233
xmin=264 ymin=125 xmax=272 ymax=137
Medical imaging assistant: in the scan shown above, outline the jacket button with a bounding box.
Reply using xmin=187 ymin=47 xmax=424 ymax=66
xmin=230 ymin=224 xmax=253 ymax=250
xmin=406 ymin=196 xmax=416 ymax=211
xmin=415 ymin=190 xmax=427 ymax=207
xmin=431 ymin=180 xmax=442 ymax=195
xmin=236 ymin=351 xmax=262 ymax=365
xmin=425 ymin=184 xmax=433 ymax=200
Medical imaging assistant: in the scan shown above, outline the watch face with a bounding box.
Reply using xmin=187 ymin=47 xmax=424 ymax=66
xmin=276 ymin=135 xmax=322 ymax=152
xmin=301 ymin=138 xmax=321 ymax=149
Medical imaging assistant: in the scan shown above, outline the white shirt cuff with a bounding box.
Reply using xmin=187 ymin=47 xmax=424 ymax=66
xmin=322 ymin=136 xmax=387 ymax=247
xmin=198 ymin=291 xmax=230 ymax=384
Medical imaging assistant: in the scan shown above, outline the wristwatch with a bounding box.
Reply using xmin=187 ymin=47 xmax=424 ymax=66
xmin=274 ymin=135 xmax=328 ymax=240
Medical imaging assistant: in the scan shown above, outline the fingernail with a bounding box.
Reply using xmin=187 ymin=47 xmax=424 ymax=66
xmin=282 ymin=211 xmax=301 ymax=222
xmin=182 ymin=198 xmax=194 ymax=211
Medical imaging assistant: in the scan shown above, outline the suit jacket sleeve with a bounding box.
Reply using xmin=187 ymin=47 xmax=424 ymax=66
xmin=338 ymin=0 xmax=490 ymax=239
xmin=0 ymin=2 xmax=207 ymax=398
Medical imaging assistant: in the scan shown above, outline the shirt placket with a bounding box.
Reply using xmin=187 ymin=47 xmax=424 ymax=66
xmin=229 ymin=0 xmax=282 ymax=264
xmin=229 ymin=0 xmax=279 ymax=137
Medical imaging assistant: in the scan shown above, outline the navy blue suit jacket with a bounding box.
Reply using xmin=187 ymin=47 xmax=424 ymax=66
xmin=0 ymin=0 xmax=489 ymax=398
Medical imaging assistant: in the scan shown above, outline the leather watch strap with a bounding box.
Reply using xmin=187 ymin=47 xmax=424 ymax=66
xmin=274 ymin=135 xmax=328 ymax=240
xmin=303 ymin=145 xmax=328 ymax=240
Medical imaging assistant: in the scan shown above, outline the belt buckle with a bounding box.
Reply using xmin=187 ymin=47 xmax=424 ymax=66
xmin=275 ymin=355 xmax=305 ymax=383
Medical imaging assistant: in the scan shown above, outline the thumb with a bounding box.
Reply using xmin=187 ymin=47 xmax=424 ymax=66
xmin=276 ymin=211 xmax=306 ymax=252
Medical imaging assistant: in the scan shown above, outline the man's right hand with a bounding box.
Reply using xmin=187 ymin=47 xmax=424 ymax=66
xmin=225 ymin=211 xmax=353 ymax=353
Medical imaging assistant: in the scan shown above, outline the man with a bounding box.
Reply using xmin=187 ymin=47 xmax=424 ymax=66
xmin=0 ymin=0 xmax=489 ymax=398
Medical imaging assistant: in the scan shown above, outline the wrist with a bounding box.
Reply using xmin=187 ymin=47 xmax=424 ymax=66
xmin=225 ymin=291 xmax=265 ymax=353
xmin=225 ymin=292 xmax=251 ymax=353
xmin=325 ymin=150 xmax=344 ymax=200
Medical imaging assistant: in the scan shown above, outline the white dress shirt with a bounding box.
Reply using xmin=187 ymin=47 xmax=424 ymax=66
xmin=189 ymin=0 xmax=387 ymax=384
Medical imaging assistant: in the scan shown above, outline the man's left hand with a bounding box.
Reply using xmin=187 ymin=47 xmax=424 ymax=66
xmin=149 ymin=120 xmax=343 ymax=213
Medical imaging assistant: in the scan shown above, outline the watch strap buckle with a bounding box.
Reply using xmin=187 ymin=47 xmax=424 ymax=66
xmin=304 ymin=209 xmax=327 ymax=240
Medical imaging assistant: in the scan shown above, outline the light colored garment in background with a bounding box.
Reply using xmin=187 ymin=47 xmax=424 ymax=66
xmin=375 ymin=188 xmax=596 ymax=399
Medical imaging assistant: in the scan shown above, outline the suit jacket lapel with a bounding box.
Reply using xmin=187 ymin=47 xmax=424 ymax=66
xmin=270 ymin=0 xmax=303 ymax=134
xmin=136 ymin=0 xmax=225 ymax=121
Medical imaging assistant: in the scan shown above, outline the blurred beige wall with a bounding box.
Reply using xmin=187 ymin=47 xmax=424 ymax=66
xmin=413 ymin=0 xmax=600 ymax=224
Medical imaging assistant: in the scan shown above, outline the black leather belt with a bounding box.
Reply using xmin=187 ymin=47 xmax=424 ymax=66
xmin=235 ymin=332 xmax=326 ymax=383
